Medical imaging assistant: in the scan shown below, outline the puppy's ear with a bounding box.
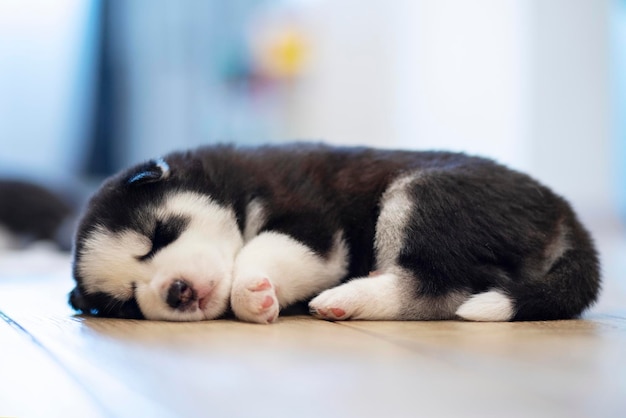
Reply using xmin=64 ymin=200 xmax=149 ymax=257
xmin=125 ymin=158 xmax=170 ymax=186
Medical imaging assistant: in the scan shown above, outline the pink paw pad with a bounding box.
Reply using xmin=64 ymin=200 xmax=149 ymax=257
xmin=315 ymin=308 xmax=328 ymax=317
xmin=261 ymin=295 xmax=275 ymax=309
xmin=232 ymin=277 xmax=279 ymax=324
xmin=313 ymin=307 xmax=347 ymax=320
xmin=248 ymin=278 xmax=272 ymax=292
xmin=330 ymin=308 xmax=346 ymax=318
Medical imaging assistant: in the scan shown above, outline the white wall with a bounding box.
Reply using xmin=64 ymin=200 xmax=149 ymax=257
xmin=288 ymin=0 xmax=530 ymax=170
xmin=285 ymin=0 xmax=396 ymax=147
xmin=528 ymin=0 xmax=614 ymax=216
xmin=289 ymin=0 xmax=616 ymax=217
xmin=392 ymin=0 xmax=531 ymax=171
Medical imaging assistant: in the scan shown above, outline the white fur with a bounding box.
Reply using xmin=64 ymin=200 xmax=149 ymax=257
xmin=243 ymin=198 xmax=266 ymax=242
xmin=455 ymin=290 xmax=514 ymax=322
xmin=231 ymin=231 xmax=349 ymax=323
xmin=309 ymin=272 xmax=404 ymax=320
xmin=78 ymin=226 xmax=151 ymax=299
xmin=374 ymin=175 xmax=415 ymax=271
xmin=78 ymin=191 xmax=244 ymax=321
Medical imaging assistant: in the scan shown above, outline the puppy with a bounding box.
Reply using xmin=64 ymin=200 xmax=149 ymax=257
xmin=69 ymin=143 xmax=600 ymax=323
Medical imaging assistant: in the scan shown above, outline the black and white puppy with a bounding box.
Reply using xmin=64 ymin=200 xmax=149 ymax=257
xmin=69 ymin=143 xmax=600 ymax=323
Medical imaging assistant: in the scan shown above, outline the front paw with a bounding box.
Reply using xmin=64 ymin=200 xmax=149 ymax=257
xmin=230 ymin=277 xmax=279 ymax=324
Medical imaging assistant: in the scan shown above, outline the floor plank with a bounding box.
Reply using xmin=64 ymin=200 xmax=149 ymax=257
xmin=344 ymin=318 xmax=626 ymax=417
xmin=0 ymin=314 xmax=104 ymax=417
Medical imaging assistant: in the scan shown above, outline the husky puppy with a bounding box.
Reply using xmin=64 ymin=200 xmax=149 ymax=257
xmin=69 ymin=143 xmax=600 ymax=323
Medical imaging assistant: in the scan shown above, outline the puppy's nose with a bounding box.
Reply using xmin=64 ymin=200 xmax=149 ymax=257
xmin=166 ymin=279 xmax=196 ymax=310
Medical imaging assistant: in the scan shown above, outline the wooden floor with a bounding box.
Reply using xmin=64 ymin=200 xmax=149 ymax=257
xmin=1 ymin=223 xmax=626 ymax=418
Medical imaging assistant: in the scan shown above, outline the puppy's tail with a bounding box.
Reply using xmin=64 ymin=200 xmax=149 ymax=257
xmin=456 ymin=224 xmax=601 ymax=322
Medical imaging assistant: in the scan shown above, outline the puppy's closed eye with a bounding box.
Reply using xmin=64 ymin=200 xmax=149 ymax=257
xmin=138 ymin=216 xmax=188 ymax=261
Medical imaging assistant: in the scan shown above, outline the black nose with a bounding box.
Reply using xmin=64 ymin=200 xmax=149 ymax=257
xmin=166 ymin=279 xmax=196 ymax=310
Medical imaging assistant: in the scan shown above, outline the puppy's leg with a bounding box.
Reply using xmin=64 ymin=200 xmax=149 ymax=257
xmin=231 ymin=231 xmax=348 ymax=323
xmin=310 ymin=173 xmax=468 ymax=321
xmin=310 ymin=175 xmax=419 ymax=321
xmin=309 ymin=271 xmax=405 ymax=320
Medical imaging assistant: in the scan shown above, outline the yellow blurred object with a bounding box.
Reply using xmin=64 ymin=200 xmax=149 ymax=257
xmin=255 ymin=26 xmax=309 ymax=79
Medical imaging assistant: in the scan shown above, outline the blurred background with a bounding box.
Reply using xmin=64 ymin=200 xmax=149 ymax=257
xmin=0 ymin=0 xmax=625 ymax=250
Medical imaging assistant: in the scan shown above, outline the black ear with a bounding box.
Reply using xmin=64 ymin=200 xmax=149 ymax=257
xmin=126 ymin=158 xmax=170 ymax=186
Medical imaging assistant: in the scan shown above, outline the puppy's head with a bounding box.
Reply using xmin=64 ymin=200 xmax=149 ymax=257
xmin=70 ymin=157 xmax=244 ymax=321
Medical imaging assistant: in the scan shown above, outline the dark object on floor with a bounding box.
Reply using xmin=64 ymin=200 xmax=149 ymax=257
xmin=0 ymin=180 xmax=74 ymax=251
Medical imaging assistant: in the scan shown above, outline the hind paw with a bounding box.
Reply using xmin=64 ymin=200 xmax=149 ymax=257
xmin=309 ymin=288 xmax=355 ymax=320
xmin=231 ymin=277 xmax=279 ymax=324
xmin=309 ymin=274 xmax=403 ymax=321
xmin=310 ymin=306 xmax=349 ymax=320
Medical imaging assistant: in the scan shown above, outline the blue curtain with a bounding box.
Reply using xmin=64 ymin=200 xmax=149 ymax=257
xmin=85 ymin=0 xmax=272 ymax=177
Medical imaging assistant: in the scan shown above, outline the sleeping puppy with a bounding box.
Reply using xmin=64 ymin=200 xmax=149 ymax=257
xmin=69 ymin=143 xmax=600 ymax=323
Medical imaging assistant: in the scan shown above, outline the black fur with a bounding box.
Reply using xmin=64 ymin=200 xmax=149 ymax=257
xmin=70 ymin=143 xmax=601 ymax=321
xmin=138 ymin=216 xmax=189 ymax=261
xmin=69 ymin=286 xmax=144 ymax=319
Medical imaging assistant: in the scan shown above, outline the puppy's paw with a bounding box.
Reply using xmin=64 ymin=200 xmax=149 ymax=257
xmin=309 ymin=287 xmax=354 ymax=321
xmin=231 ymin=277 xmax=279 ymax=324
xmin=309 ymin=274 xmax=402 ymax=321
